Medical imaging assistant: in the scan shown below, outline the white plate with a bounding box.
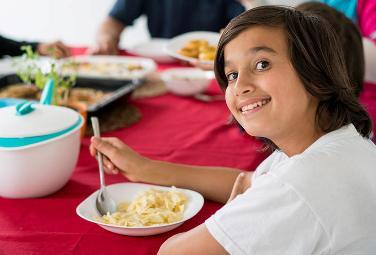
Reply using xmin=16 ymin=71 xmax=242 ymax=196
xmin=0 ymin=58 xmax=17 ymax=75
xmin=59 ymin=55 xmax=157 ymax=80
xmin=76 ymin=183 xmax=204 ymax=236
xmin=165 ymin=31 xmax=220 ymax=65
xmin=127 ymin=39 xmax=176 ymax=64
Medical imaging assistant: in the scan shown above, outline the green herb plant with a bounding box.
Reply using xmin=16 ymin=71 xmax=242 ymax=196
xmin=14 ymin=45 xmax=76 ymax=105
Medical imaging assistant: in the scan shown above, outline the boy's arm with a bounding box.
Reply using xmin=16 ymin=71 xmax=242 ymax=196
xmin=144 ymin=160 xmax=247 ymax=203
xmin=158 ymin=224 xmax=228 ymax=255
xmin=90 ymin=137 xmax=249 ymax=203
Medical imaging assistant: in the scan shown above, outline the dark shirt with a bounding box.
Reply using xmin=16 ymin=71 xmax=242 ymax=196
xmin=109 ymin=0 xmax=245 ymax=38
xmin=0 ymin=35 xmax=38 ymax=58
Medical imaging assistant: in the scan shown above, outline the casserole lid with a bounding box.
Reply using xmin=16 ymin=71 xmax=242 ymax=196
xmin=0 ymin=79 xmax=83 ymax=149
xmin=0 ymin=103 xmax=80 ymax=138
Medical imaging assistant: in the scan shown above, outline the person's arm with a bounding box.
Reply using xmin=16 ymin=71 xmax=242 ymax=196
xmin=0 ymin=35 xmax=38 ymax=57
xmin=90 ymin=137 xmax=248 ymax=203
xmin=158 ymin=224 xmax=228 ymax=255
xmin=88 ymin=0 xmax=145 ymax=55
xmin=143 ymin=159 xmax=244 ymax=203
xmin=89 ymin=16 xmax=125 ymax=55
xmin=0 ymin=35 xmax=69 ymax=58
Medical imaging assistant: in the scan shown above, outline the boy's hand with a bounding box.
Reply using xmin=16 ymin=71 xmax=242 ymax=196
xmin=227 ymin=172 xmax=252 ymax=203
xmin=89 ymin=137 xmax=148 ymax=182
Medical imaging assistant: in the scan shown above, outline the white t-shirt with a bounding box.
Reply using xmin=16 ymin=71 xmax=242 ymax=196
xmin=205 ymin=124 xmax=376 ymax=255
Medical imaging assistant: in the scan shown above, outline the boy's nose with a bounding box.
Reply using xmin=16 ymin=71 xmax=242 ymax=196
xmin=234 ymin=75 xmax=256 ymax=96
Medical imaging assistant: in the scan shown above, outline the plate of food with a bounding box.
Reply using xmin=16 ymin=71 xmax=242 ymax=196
xmin=165 ymin=31 xmax=220 ymax=65
xmin=59 ymin=55 xmax=157 ymax=80
xmin=76 ymin=182 xmax=204 ymax=236
xmin=126 ymin=39 xmax=176 ymax=64
xmin=0 ymin=73 xmax=142 ymax=114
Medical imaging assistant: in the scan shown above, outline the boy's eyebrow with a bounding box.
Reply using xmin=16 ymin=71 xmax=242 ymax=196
xmin=224 ymin=46 xmax=277 ymax=67
xmin=250 ymin=46 xmax=277 ymax=54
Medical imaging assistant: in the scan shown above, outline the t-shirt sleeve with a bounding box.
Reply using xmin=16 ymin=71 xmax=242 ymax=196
xmin=205 ymin=174 xmax=330 ymax=254
xmin=225 ymin=0 xmax=245 ymax=23
xmin=251 ymin=151 xmax=285 ymax=182
xmin=0 ymin=35 xmax=38 ymax=57
xmin=109 ymin=0 xmax=145 ymax=26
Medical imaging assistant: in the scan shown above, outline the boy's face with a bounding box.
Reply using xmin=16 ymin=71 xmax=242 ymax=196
xmin=223 ymin=26 xmax=319 ymax=152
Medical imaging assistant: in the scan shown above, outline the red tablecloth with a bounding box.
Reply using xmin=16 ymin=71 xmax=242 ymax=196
xmin=0 ymin=50 xmax=268 ymax=255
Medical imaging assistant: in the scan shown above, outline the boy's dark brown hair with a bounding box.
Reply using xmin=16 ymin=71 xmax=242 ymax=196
xmin=214 ymin=6 xmax=371 ymax=150
xmin=296 ymin=2 xmax=365 ymax=97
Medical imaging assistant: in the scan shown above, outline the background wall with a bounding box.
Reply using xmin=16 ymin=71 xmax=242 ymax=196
xmin=0 ymin=0 xmax=149 ymax=49
xmin=0 ymin=0 xmax=306 ymax=49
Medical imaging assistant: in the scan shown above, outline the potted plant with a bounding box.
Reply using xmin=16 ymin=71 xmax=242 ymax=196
xmin=15 ymin=45 xmax=76 ymax=105
xmin=13 ymin=46 xmax=87 ymax=137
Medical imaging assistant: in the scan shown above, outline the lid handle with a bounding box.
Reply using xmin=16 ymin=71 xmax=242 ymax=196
xmin=15 ymin=101 xmax=35 ymax=116
xmin=40 ymin=79 xmax=54 ymax=105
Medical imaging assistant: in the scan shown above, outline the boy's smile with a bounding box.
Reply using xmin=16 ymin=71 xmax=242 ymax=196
xmin=239 ymin=96 xmax=272 ymax=115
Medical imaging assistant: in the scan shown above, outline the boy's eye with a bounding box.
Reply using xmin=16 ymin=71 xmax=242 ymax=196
xmin=255 ymin=60 xmax=270 ymax=71
xmin=226 ymin=72 xmax=238 ymax=81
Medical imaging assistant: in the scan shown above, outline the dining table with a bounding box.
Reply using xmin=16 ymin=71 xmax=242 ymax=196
xmin=0 ymin=48 xmax=269 ymax=255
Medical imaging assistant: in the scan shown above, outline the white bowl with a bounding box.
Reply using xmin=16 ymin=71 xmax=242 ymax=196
xmin=165 ymin=31 xmax=220 ymax=65
xmin=0 ymin=123 xmax=82 ymax=198
xmin=0 ymin=104 xmax=83 ymax=198
xmin=127 ymin=39 xmax=176 ymax=64
xmin=59 ymin=55 xmax=157 ymax=80
xmin=161 ymin=68 xmax=213 ymax=96
xmin=76 ymin=183 xmax=204 ymax=236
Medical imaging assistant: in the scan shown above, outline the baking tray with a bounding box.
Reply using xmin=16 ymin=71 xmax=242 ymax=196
xmin=0 ymin=74 xmax=143 ymax=114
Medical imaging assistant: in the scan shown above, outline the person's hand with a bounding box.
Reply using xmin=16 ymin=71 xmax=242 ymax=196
xmin=87 ymin=35 xmax=119 ymax=55
xmin=227 ymin=172 xmax=252 ymax=203
xmin=89 ymin=137 xmax=148 ymax=181
xmin=37 ymin=41 xmax=71 ymax=58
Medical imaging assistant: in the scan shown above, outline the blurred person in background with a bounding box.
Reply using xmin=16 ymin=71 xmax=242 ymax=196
xmin=0 ymin=35 xmax=70 ymax=59
xmin=305 ymin=0 xmax=376 ymax=83
xmin=297 ymin=1 xmax=365 ymax=97
xmin=89 ymin=0 xmax=245 ymax=55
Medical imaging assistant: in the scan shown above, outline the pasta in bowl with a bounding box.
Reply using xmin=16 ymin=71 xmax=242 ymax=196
xmin=76 ymin=183 xmax=204 ymax=236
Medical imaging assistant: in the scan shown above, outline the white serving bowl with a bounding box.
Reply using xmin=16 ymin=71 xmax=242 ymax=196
xmin=127 ymin=39 xmax=176 ymax=64
xmin=0 ymin=103 xmax=83 ymax=198
xmin=165 ymin=31 xmax=220 ymax=65
xmin=76 ymin=183 xmax=204 ymax=236
xmin=161 ymin=68 xmax=213 ymax=96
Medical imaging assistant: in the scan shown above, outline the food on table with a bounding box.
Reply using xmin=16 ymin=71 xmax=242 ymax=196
xmin=0 ymin=84 xmax=109 ymax=108
xmin=63 ymin=88 xmax=109 ymax=105
xmin=99 ymin=187 xmax=187 ymax=227
xmin=0 ymin=84 xmax=39 ymax=99
xmin=60 ymin=61 xmax=144 ymax=77
xmin=177 ymin=39 xmax=217 ymax=61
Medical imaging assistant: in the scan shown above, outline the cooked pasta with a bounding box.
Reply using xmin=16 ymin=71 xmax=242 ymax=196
xmin=99 ymin=187 xmax=187 ymax=227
